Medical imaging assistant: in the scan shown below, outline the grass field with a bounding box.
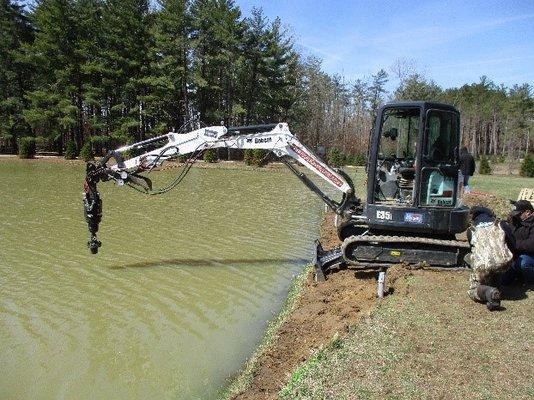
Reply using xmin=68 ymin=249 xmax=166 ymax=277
xmin=470 ymin=174 xmax=533 ymax=199
xmin=279 ymin=267 xmax=534 ymax=400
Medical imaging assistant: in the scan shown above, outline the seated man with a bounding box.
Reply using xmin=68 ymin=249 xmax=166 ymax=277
xmin=467 ymin=206 xmax=514 ymax=310
xmin=502 ymin=200 xmax=534 ymax=284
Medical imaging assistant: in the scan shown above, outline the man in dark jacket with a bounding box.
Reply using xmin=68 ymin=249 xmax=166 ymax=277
xmin=501 ymin=200 xmax=534 ymax=284
xmin=459 ymin=147 xmax=475 ymax=193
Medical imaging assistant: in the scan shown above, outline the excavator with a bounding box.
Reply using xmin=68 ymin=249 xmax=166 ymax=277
xmin=83 ymin=101 xmax=470 ymax=281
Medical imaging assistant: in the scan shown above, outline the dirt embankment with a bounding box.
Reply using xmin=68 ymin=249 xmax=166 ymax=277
xmin=230 ymin=192 xmax=532 ymax=400
xmin=232 ymin=270 xmax=377 ymax=399
xmin=233 ymin=208 xmax=534 ymax=400
xmin=230 ymin=213 xmax=398 ymax=400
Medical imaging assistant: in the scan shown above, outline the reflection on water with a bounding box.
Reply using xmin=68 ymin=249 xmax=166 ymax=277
xmin=0 ymin=160 xmax=324 ymax=400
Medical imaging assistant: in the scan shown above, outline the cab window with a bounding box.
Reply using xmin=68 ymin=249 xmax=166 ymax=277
xmin=424 ymin=110 xmax=458 ymax=162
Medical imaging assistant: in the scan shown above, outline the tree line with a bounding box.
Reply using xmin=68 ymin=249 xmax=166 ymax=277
xmin=1 ymin=0 xmax=533 ymax=163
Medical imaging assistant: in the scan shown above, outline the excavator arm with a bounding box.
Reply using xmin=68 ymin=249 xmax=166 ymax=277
xmin=83 ymin=123 xmax=360 ymax=253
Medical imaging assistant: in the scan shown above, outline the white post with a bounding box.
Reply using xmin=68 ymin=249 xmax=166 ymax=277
xmin=377 ymin=271 xmax=386 ymax=299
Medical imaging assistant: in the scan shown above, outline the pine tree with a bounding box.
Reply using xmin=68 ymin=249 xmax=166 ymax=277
xmin=18 ymin=136 xmax=36 ymax=158
xmin=79 ymin=141 xmax=94 ymax=161
xmin=23 ymin=0 xmax=80 ymax=154
xmin=262 ymin=17 xmax=299 ymax=122
xmin=394 ymin=73 xmax=442 ymax=101
xmin=520 ymin=153 xmax=534 ymax=177
xmin=76 ymin=0 xmax=107 ymax=141
xmin=327 ymin=148 xmax=345 ymax=167
xmin=369 ymin=69 xmax=388 ymax=117
xmin=64 ymin=139 xmax=77 ymax=159
xmin=144 ymin=0 xmax=190 ymax=133
xmin=478 ymin=156 xmax=492 ymax=175
xmin=202 ymin=148 xmax=218 ymax=163
xmin=243 ymin=148 xmax=267 ymax=166
xmin=0 ymin=0 xmax=35 ymax=153
xmin=238 ymin=10 xmax=299 ymax=124
xmin=99 ymin=0 xmax=152 ymax=142
xmin=239 ymin=7 xmax=269 ymax=124
xmin=190 ymin=0 xmax=244 ymax=125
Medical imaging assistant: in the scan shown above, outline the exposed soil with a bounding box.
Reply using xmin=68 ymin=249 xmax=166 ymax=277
xmin=316 ymin=213 xmax=342 ymax=250
xmin=462 ymin=191 xmax=512 ymax=219
xmin=231 ymin=269 xmax=377 ymax=400
xmin=231 ymin=214 xmax=404 ymax=400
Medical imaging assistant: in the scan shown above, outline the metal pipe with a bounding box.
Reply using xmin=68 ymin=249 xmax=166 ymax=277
xmin=377 ymin=270 xmax=386 ymax=298
xmin=115 ymin=133 xmax=171 ymax=153
xmin=281 ymin=158 xmax=340 ymax=213
xmin=226 ymin=123 xmax=278 ymax=134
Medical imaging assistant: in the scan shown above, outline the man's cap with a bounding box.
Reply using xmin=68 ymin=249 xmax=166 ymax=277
xmin=511 ymin=200 xmax=534 ymax=215
xmin=469 ymin=206 xmax=495 ymax=224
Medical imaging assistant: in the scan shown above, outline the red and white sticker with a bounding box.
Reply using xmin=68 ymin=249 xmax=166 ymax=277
xmin=289 ymin=143 xmax=344 ymax=187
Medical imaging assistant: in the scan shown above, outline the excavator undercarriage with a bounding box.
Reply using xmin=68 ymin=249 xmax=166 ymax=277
xmin=315 ymin=234 xmax=470 ymax=282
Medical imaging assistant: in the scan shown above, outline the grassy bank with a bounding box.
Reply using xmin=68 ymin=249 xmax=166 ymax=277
xmin=275 ymin=173 xmax=533 ymax=399
xmin=279 ymin=268 xmax=533 ymax=399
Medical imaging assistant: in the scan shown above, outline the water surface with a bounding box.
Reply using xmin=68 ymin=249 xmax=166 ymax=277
xmin=0 ymin=160 xmax=324 ymax=399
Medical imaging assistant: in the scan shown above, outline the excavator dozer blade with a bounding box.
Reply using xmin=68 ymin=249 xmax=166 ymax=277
xmin=313 ymin=240 xmax=344 ymax=281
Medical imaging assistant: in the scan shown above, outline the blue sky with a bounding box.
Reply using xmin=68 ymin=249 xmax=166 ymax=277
xmin=235 ymin=0 xmax=534 ymax=91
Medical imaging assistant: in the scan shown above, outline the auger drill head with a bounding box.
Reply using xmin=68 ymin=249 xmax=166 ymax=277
xmin=83 ymin=162 xmax=104 ymax=254
xmin=88 ymin=235 xmax=102 ymax=254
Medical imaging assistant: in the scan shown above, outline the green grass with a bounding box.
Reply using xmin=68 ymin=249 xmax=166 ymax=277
xmin=277 ymin=269 xmax=534 ymax=400
xmin=470 ymin=174 xmax=533 ymax=199
xmin=279 ymin=333 xmax=342 ymax=399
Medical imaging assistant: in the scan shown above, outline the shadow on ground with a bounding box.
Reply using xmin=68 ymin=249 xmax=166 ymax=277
xmin=502 ymin=282 xmax=534 ymax=301
xmin=109 ymin=257 xmax=309 ymax=269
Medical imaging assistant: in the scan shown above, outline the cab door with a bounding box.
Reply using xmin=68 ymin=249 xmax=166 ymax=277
xmin=419 ymin=109 xmax=460 ymax=208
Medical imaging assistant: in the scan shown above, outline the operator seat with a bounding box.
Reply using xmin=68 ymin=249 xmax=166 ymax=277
xmin=398 ymin=166 xmax=415 ymax=180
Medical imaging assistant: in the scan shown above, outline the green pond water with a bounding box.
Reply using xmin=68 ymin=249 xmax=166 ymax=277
xmin=0 ymin=159 xmax=329 ymax=400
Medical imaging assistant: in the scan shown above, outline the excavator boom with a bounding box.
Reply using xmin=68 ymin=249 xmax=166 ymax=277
xmin=82 ymin=123 xmax=360 ymax=253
